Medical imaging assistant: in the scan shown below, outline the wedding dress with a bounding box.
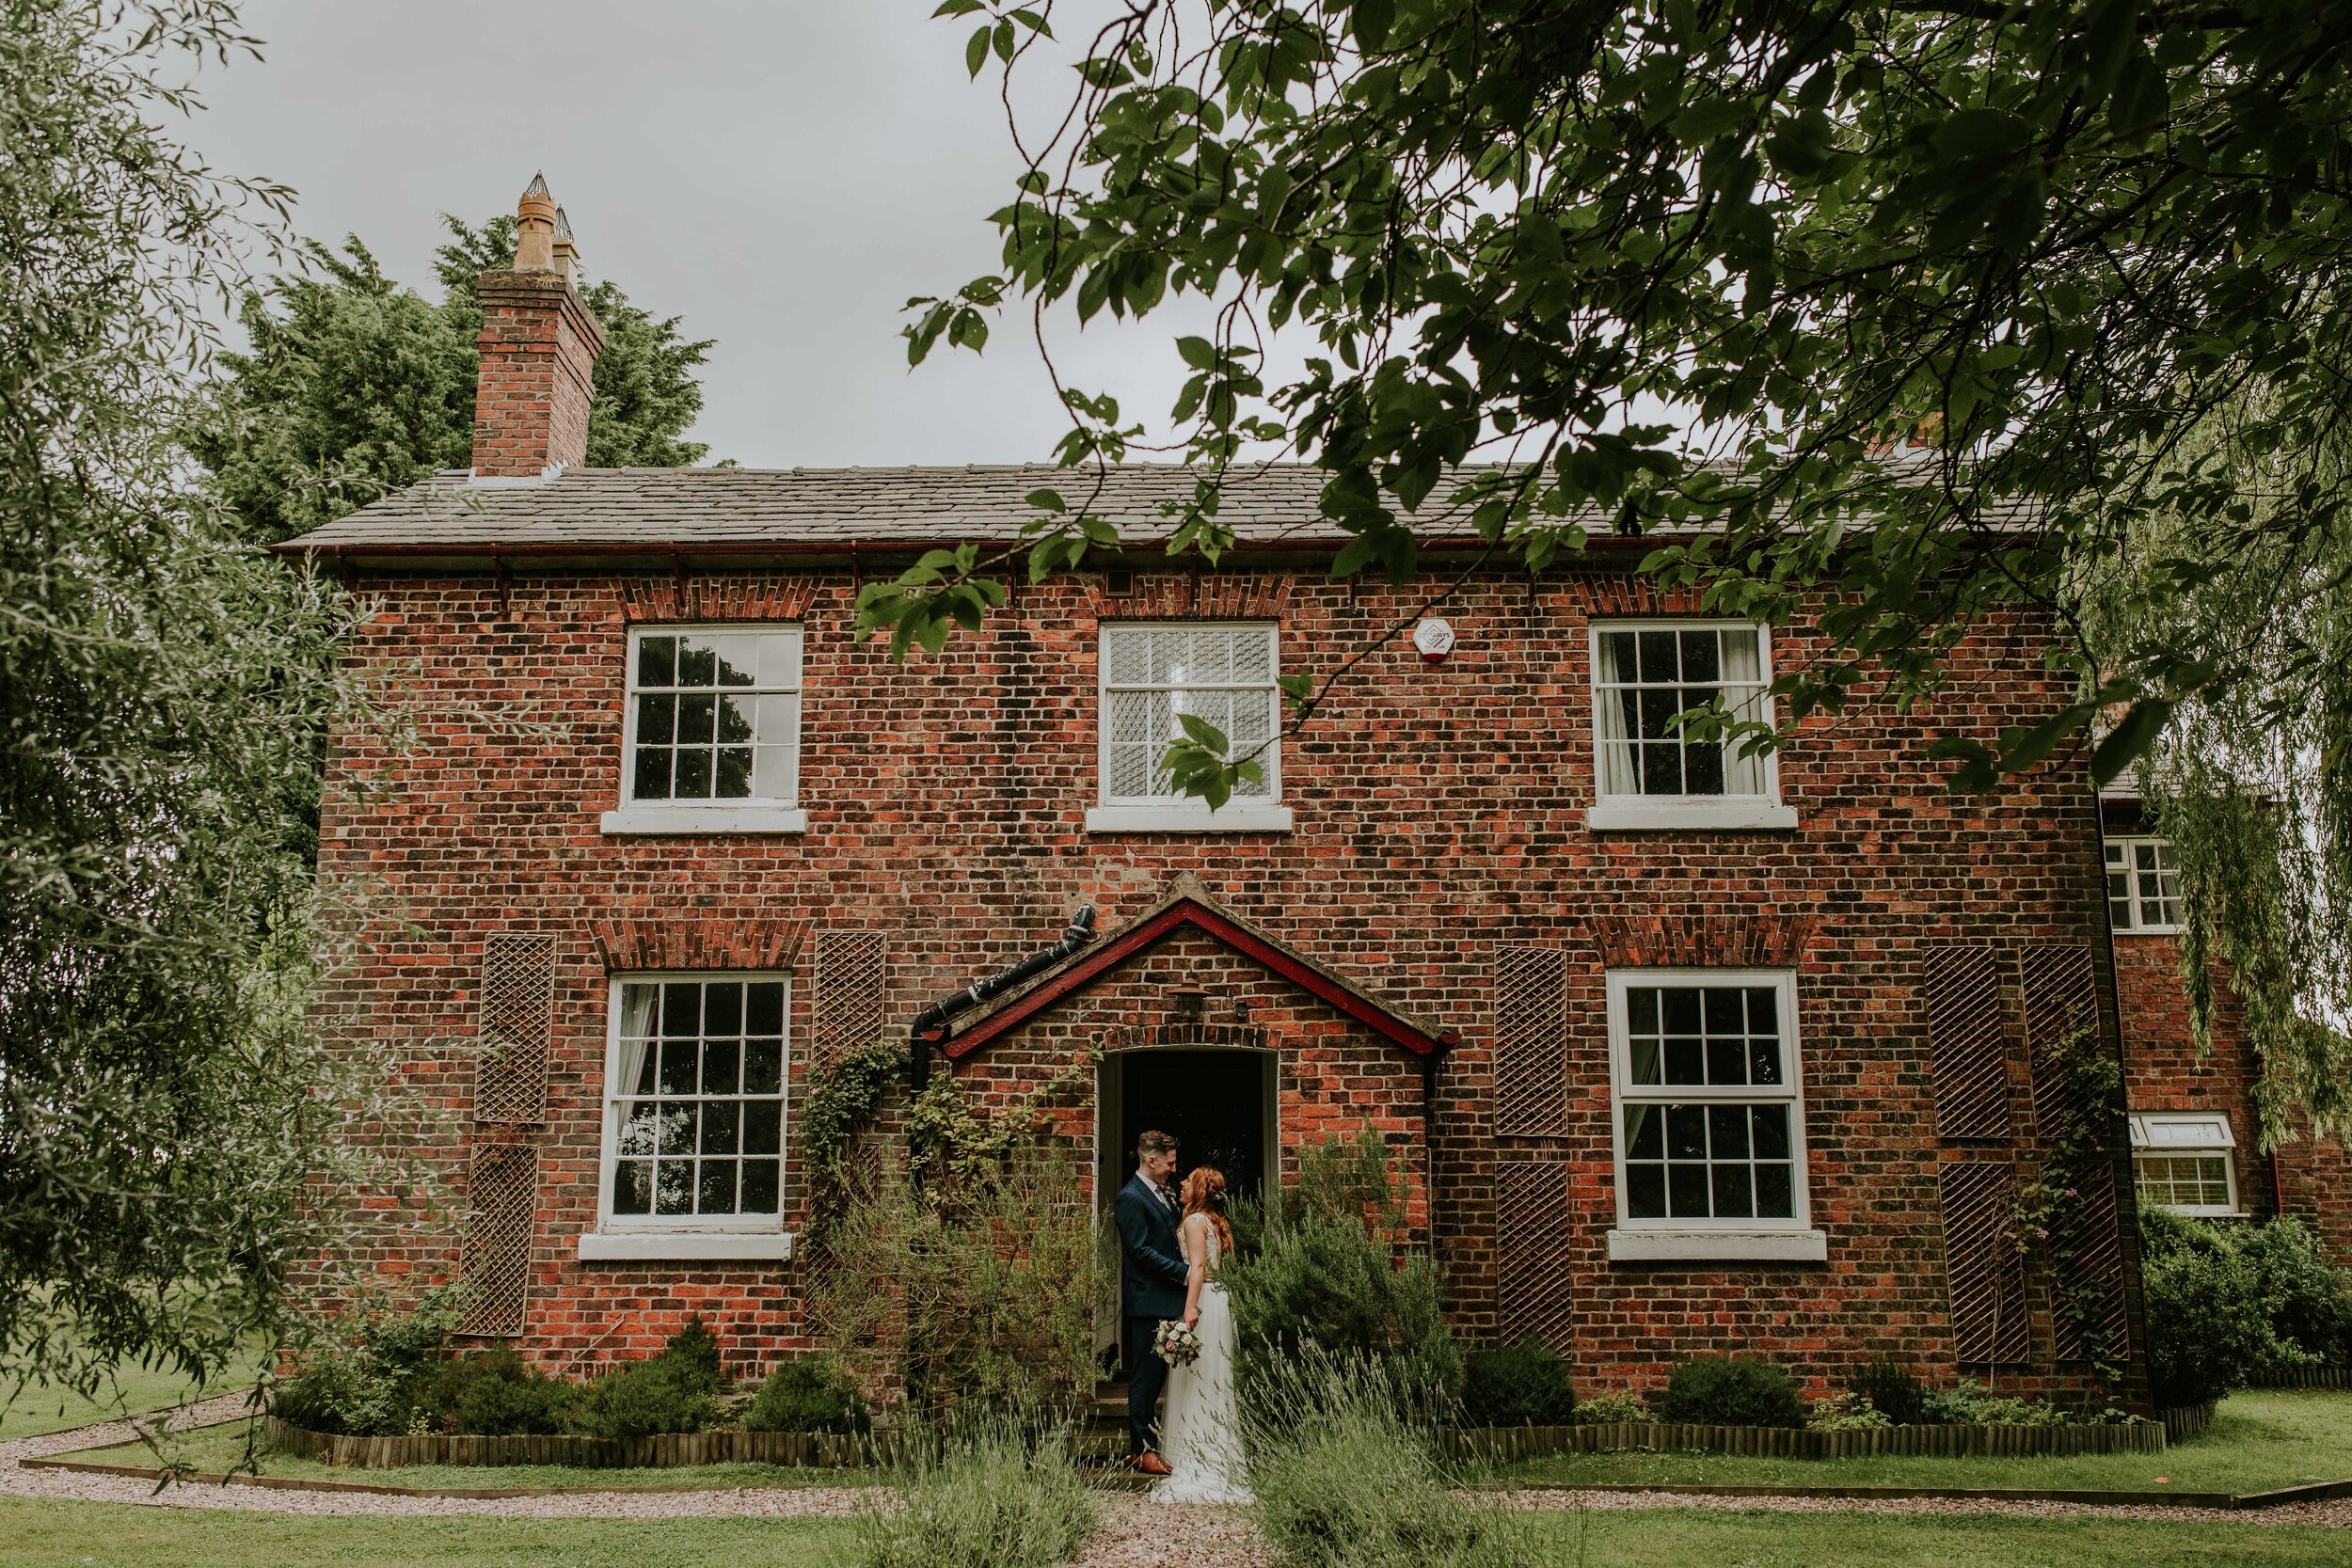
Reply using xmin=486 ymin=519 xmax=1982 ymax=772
xmin=1153 ymin=1223 xmax=1252 ymax=1504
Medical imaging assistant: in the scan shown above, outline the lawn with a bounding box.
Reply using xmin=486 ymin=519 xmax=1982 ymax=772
xmin=1493 ymin=1389 xmax=2352 ymax=1497
xmin=49 ymin=1418 xmax=882 ymax=1494
xmin=1 ymin=1496 xmax=2346 ymax=1568
xmin=0 ymin=1349 xmax=262 ymax=1441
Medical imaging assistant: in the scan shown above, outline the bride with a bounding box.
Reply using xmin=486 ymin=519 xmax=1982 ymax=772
xmin=1153 ymin=1166 xmax=1252 ymax=1504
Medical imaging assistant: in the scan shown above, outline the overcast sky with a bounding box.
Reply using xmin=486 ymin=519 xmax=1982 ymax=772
xmin=186 ymin=1 xmax=1242 ymax=469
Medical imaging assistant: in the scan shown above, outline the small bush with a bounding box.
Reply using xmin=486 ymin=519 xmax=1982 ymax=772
xmin=270 ymin=1288 xmax=464 ymax=1436
xmin=1844 ymin=1356 xmax=1928 ymax=1425
xmin=1460 ymin=1338 xmax=1575 ymax=1428
xmin=1247 ymin=1354 xmax=1533 ymax=1568
xmin=745 ymin=1354 xmax=869 ymax=1434
xmin=413 ymin=1347 xmax=575 ymax=1436
xmin=851 ymin=1423 xmax=1096 ymax=1568
xmin=1571 ymin=1392 xmax=1648 ymax=1425
xmin=1658 ymin=1356 xmax=1804 ymax=1429
xmin=660 ymin=1313 xmax=724 ymax=1390
xmin=1920 ymin=1379 xmax=2074 ymax=1427
xmin=2237 ymin=1216 xmax=2352 ymax=1369
xmin=1225 ymin=1130 xmax=1462 ymax=1418
xmin=1806 ymin=1390 xmax=1891 ymax=1432
xmin=567 ymin=1316 xmax=728 ymax=1440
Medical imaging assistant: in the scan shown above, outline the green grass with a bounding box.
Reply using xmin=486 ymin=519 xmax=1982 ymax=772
xmin=1526 ymin=1509 xmax=2352 ymax=1568
xmin=0 ymin=1497 xmax=859 ymax=1568
xmin=49 ymin=1418 xmax=882 ymax=1494
xmin=0 ymin=1350 xmax=263 ymax=1441
xmin=0 ymin=1497 xmax=2344 ymax=1568
xmin=1493 ymin=1389 xmax=2352 ymax=1497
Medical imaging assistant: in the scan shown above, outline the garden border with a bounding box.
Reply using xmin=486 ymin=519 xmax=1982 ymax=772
xmin=1438 ymin=1417 xmax=2167 ymax=1463
xmin=258 ymin=1416 xmax=883 ymax=1470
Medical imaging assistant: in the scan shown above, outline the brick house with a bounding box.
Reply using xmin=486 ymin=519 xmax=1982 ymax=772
xmin=281 ymin=184 xmax=2342 ymax=1410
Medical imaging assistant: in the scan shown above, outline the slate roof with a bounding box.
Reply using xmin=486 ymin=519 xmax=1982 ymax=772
xmin=275 ymin=463 xmax=1499 ymax=555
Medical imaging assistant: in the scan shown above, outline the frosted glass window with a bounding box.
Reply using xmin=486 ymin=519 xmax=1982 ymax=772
xmin=1100 ymin=624 xmax=1279 ymax=804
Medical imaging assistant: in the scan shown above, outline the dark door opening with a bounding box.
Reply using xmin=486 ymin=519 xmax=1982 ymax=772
xmin=1117 ymin=1050 xmax=1272 ymax=1207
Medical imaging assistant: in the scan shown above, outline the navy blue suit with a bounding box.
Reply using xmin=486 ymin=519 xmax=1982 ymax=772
xmin=1115 ymin=1170 xmax=1190 ymax=1454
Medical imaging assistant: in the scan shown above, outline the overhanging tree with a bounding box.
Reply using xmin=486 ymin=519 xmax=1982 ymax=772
xmin=880 ymin=0 xmax=2352 ymax=1136
xmin=0 ymin=0 xmax=388 ymax=1397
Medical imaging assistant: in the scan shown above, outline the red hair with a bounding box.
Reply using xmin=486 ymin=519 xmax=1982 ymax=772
xmin=1182 ymin=1166 xmax=1235 ymax=1261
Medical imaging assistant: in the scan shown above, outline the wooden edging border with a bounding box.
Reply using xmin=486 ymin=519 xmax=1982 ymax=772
xmin=1436 ymin=1417 xmax=2169 ymax=1463
xmin=31 ymin=1455 xmax=2352 ymax=1512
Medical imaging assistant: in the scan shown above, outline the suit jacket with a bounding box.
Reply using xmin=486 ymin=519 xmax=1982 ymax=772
xmin=1115 ymin=1172 xmax=1190 ymax=1321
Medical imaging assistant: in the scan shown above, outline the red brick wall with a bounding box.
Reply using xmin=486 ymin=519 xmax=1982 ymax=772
xmin=311 ymin=562 xmax=2136 ymax=1395
xmin=470 ymin=270 xmax=602 ymax=477
xmin=2113 ymin=928 xmax=2352 ymax=1260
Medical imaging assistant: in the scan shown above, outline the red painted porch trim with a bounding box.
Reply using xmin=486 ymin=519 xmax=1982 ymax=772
xmin=937 ymin=898 xmax=1456 ymax=1060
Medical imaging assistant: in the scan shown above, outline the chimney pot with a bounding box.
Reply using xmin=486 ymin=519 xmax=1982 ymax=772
xmin=552 ymin=206 xmax=580 ymax=281
xmin=515 ymin=171 xmax=557 ymax=272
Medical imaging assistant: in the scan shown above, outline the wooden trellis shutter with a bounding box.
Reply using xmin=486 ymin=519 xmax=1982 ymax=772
xmin=2019 ymin=940 xmax=2132 ymax=1367
xmin=1920 ymin=942 xmax=2013 ymax=1140
xmin=1938 ymin=1159 xmax=2032 ymax=1365
xmin=1491 ymin=945 xmax=1567 ymax=1137
xmin=475 ymin=933 xmax=556 ymax=1124
xmin=458 ymin=1144 xmax=539 ymax=1338
xmin=1494 ymin=1158 xmax=1574 ymax=1352
xmin=813 ymin=929 xmax=887 ymax=1068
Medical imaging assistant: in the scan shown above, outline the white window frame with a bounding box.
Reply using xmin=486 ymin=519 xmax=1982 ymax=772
xmin=601 ymin=625 xmax=807 ymax=836
xmin=2129 ymin=1112 xmax=2242 ymax=1217
xmin=2106 ymin=836 xmax=2183 ymax=933
xmin=1604 ymin=968 xmax=1826 ymax=1261
xmin=1586 ymin=621 xmax=1797 ymax=832
xmin=1088 ymin=621 xmax=1293 ymax=833
xmin=578 ymin=972 xmax=795 ymax=1262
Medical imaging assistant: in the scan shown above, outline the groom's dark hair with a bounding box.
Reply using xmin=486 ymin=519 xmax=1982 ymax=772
xmin=1136 ymin=1130 xmax=1178 ymax=1160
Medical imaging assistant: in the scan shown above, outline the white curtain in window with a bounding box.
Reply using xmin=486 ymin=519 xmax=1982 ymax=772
xmin=612 ymin=983 xmax=658 ymax=1100
xmin=1721 ymin=628 xmax=1768 ymax=796
xmin=1594 ymin=634 xmax=1642 ymax=797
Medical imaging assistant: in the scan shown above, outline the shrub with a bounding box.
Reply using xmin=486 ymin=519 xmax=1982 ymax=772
xmin=1844 ymin=1356 xmax=1929 ymax=1426
xmin=1658 ymin=1356 xmax=1804 ymax=1429
xmin=850 ymin=1423 xmax=1096 ymax=1568
xmin=745 ymin=1354 xmax=870 ymax=1434
xmin=1806 ymin=1390 xmax=1892 ymax=1432
xmin=1571 ymin=1392 xmax=1648 ymax=1425
xmin=568 ymin=1316 xmax=728 ymax=1440
xmin=2141 ymin=1229 xmax=2274 ymax=1407
xmin=1920 ymin=1379 xmax=2074 ymax=1427
xmin=2237 ymin=1216 xmax=2352 ymax=1369
xmin=1246 ymin=1354 xmax=1533 ymax=1568
xmin=412 ymin=1347 xmax=576 ymax=1436
xmin=1225 ymin=1130 xmax=1461 ymax=1417
xmin=270 ymin=1288 xmax=464 ymax=1436
xmin=1460 ymin=1338 xmax=1575 ymax=1427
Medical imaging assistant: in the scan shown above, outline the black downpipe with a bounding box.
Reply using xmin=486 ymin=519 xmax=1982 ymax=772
xmin=908 ymin=905 xmax=1097 ymax=1094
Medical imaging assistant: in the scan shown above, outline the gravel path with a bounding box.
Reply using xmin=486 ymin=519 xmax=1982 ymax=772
xmin=8 ymin=1407 xmax=2349 ymax=1534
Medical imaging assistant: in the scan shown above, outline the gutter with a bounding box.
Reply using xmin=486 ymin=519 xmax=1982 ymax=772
xmin=906 ymin=905 xmax=1097 ymax=1098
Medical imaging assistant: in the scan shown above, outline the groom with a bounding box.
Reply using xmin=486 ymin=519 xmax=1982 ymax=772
xmin=1115 ymin=1128 xmax=1188 ymax=1476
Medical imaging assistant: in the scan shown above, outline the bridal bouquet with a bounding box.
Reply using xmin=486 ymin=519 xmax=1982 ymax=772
xmin=1153 ymin=1318 xmax=1202 ymax=1368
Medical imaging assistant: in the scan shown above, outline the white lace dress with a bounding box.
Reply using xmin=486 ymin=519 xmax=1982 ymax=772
xmin=1153 ymin=1221 xmax=1252 ymax=1504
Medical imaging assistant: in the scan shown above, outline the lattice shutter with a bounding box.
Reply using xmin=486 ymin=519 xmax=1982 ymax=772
xmin=1491 ymin=945 xmax=1568 ymax=1137
xmin=1494 ymin=1159 xmax=1574 ymax=1352
xmin=1937 ymin=1160 xmax=2032 ymax=1366
xmin=1920 ymin=943 xmax=2013 ymax=1139
xmin=458 ymin=1144 xmax=539 ymax=1338
xmin=2018 ymin=940 xmax=2132 ymax=1366
xmin=475 ymin=933 xmax=556 ymax=1124
xmin=814 ymin=929 xmax=888 ymax=1066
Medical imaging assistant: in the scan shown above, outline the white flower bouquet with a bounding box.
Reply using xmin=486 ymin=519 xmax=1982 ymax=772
xmin=1153 ymin=1318 xmax=1202 ymax=1368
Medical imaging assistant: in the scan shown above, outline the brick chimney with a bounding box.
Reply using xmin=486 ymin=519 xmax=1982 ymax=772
xmin=471 ymin=173 xmax=606 ymax=479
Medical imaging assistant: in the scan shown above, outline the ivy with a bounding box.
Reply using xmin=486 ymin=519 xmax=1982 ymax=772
xmin=2013 ymin=1026 xmax=2131 ymax=1394
xmin=798 ymin=1040 xmax=909 ymax=1236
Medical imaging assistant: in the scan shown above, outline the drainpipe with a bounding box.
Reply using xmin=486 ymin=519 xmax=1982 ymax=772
xmin=907 ymin=905 xmax=1097 ymax=1095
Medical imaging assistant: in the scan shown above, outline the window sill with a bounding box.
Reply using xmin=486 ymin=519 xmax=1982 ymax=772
xmin=600 ymin=804 xmax=806 ymax=836
xmin=1585 ymin=800 xmax=1799 ymax=832
xmin=576 ymin=1231 xmax=796 ymax=1262
xmin=1607 ymin=1227 xmax=1827 ymax=1263
xmin=1085 ymin=803 xmax=1294 ymax=834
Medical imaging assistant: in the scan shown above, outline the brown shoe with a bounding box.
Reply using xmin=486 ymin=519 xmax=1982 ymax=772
xmin=1132 ymin=1451 xmax=1172 ymax=1477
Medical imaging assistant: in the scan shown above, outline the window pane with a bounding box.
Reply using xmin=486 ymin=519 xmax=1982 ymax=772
xmin=674 ymin=748 xmax=713 ymax=798
xmin=704 ymin=985 xmax=740 ymax=1037
xmin=1708 ymin=1104 xmax=1751 ymax=1158
xmin=701 ymin=1039 xmax=740 ymax=1096
xmin=613 ymin=1161 xmax=652 ymax=1214
xmin=1104 ymin=627 xmax=1152 ymax=687
xmin=755 ymin=694 xmax=797 ymax=746
xmin=1661 ymin=990 xmax=1702 ymax=1034
xmin=617 ymin=1103 xmax=659 ymax=1156
xmin=715 ymin=747 xmax=753 ymax=799
xmin=1629 ymin=988 xmax=1659 ymax=1035
xmin=713 ymin=635 xmax=758 ymax=687
xmin=1754 ymin=1163 xmax=1794 ymax=1217
xmin=636 ymin=635 xmax=676 ymax=687
xmin=676 ymin=641 xmax=716 ymax=686
xmin=756 ymin=633 xmax=802 ymax=689
xmin=746 ymin=983 xmax=785 ymax=1037
xmin=1682 ymin=730 xmax=1725 ymax=796
xmin=1666 ymin=1104 xmax=1708 ymax=1159
xmin=656 ymin=1161 xmax=693 ymax=1214
xmin=743 ymin=1038 xmax=782 ymax=1096
xmin=717 ymin=693 xmax=755 ymax=744
xmin=657 ymin=1101 xmax=698 ymax=1155
xmin=1703 ymin=990 xmax=1743 ymax=1034
xmin=752 ymin=744 xmax=796 ymax=802
xmin=1664 ymin=1036 xmax=1705 ymax=1085
xmin=633 ymin=746 xmax=673 ymax=800
xmin=1679 ymin=628 xmax=1721 ymax=683
xmin=1625 ymin=1104 xmax=1663 ymax=1159
xmin=1627 ymin=1164 xmax=1666 ymax=1218
xmin=611 ymin=978 xmax=785 ymax=1232
xmin=1751 ymin=1104 xmax=1790 ymax=1160
xmin=1629 ymin=1036 xmax=1661 ymax=1085
xmin=1597 ymin=630 xmax=1637 ymax=683
xmin=636 ymin=692 xmax=676 ymax=745
xmin=742 ymin=1101 xmax=781 ymax=1155
xmin=700 ymin=1101 xmax=740 ymax=1154
xmin=1667 ymin=1163 xmax=1710 ymax=1217
xmin=676 ymin=692 xmax=717 ymax=744
xmin=1637 ymin=629 xmax=1679 ymax=682
xmin=1710 ymin=1164 xmax=1754 ymax=1218
xmin=1705 ymin=1035 xmax=1745 ymax=1085
xmin=740 ymin=1160 xmax=781 ymax=1214
xmin=697 ymin=1161 xmax=738 ymax=1214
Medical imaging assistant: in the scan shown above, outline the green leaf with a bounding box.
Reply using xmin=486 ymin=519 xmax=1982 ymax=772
xmin=1177 ymin=335 xmax=1218 ymax=370
xmin=966 ymin=24 xmax=989 ymax=77
xmin=2091 ymin=700 xmax=2172 ymax=786
xmin=1352 ymin=0 xmax=1394 ymax=52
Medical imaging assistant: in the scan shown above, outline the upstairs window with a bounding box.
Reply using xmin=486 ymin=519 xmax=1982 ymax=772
xmin=2129 ymin=1113 xmax=2238 ymax=1216
xmin=603 ymin=976 xmax=787 ymax=1230
xmin=1592 ymin=623 xmax=1775 ymax=801
xmin=1099 ymin=624 xmax=1280 ymax=806
xmin=2106 ymin=837 xmax=2183 ymax=931
xmin=623 ymin=627 xmax=801 ymax=805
